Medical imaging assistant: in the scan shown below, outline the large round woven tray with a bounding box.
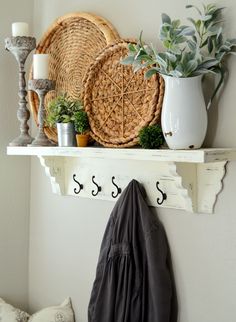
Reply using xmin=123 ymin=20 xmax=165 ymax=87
xmin=29 ymin=12 xmax=119 ymax=142
xmin=83 ymin=40 xmax=164 ymax=147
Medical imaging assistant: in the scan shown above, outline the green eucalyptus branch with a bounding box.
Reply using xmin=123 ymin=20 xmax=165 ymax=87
xmin=121 ymin=3 xmax=236 ymax=103
xmin=122 ymin=3 xmax=235 ymax=77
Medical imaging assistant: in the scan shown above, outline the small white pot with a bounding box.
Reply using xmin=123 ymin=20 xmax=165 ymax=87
xmin=161 ymin=74 xmax=208 ymax=149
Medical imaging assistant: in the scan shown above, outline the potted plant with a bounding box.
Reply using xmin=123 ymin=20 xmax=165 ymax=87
xmin=47 ymin=93 xmax=83 ymax=147
xmin=73 ymin=110 xmax=90 ymax=147
xmin=122 ymin=3 xmax=236 ymax=149
xmin=139 ymin=125 xmax=164 ymax=149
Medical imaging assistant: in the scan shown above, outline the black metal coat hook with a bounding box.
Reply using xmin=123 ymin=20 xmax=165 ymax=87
xmin=91 ymin=176 xmax=102 ymax=196
xmin=111 ymin=176 xmax=122 ymax=198
xmin=73 ymin=174 xmax=83 ymax=195
xmin=156 ymin=181 xmax=167 ymax=205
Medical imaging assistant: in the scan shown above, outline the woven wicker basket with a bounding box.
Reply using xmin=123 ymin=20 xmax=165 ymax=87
xmin=29 ymin=12 xmax=119 ymax=142
xmin=83 ymin=40 xmax=164 ymax=147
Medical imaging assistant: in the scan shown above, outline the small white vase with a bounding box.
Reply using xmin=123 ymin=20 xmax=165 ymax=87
xmin=161 ymin=74 xmax=207 ymax=149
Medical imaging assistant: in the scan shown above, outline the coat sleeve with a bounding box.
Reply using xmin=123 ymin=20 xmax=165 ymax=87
xmin=144 ymin=223 xmax=177 ymax=322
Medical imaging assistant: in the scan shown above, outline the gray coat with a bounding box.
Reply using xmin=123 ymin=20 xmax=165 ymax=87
xmin=88 ymin=180 xmax=177 ymax=322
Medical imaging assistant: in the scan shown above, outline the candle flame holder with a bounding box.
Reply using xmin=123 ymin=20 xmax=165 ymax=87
xmin=5 ymin=36 xmax=36 ymax=146
xmin=28 ymin=79 xmax=55 ymax=146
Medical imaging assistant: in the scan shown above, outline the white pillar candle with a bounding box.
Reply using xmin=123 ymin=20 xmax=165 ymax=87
xmin=12 ymin=22 xmax=29 ymax=37
xmin=33 ymin=54 xmax=49 ymax=79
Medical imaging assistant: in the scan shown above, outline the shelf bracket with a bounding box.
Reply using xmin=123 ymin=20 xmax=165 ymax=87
xmin=39 ymin=156 xmax=65 ymax=195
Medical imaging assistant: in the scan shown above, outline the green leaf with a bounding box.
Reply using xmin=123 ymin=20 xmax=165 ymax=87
xmin=175 ymin=35 xmax=187 ymax=44
xmin=219 ymin=45 xmax=231 ymax=52
xmin=217 ymin=27 xmax=222 ymax=39
xmin=127 ymin=43 xmax=137 ymax=52
xmin=144 ymin=68 xmax=160 ymax=79
xmin=143 ymin=44 xmax=154 ymax=55
xmin=138 ymin=30 xmax=144 ymax=46
xmin=198 ymin=58 xmax=219 ymax=69
xmin=187 ymin=39 xmax=197 ymax=51
xmin=208 ymin=37 xmax=213 ymax=53
xmin=185 ymin=59 xmax=198 ymax=75
xmin=210 ymin=7 xmax=225 ymax=17
xmin=155 ymin=53 xmax=168 ymax=69
xmin=179 ymin=26 xmax=195 ymax=36
xmin=192 ymin=35 xmax=197 ymax=43
xmin=201 ymin=14 xmax=212 ymax=21
xmin=215 ymin=51 xmax=225 ymax=61
xmin=169 ymin=70 xmax=183 ymax=77
xmin=200 ymin=38 xmax=208 ymax=48
xmin=215 ymin=33 xmax=223 ymax=48
xmin=120 ymin=55 xmax=135 ymax=65
xmin=196 ymin=20 xmax=202 ymax=31
xmin=186 ymin=4 xmax=202 ymax=15
xmin=228 ymin=38 xmax=236 ymax=45
xmin=192 ymin=68 xmax=210 ymax=76
xmin=208 ymin=25 xmax=221 ymax=36
xmin=135 ymin=48 xmax=147 ymax=58
xmin=162 ymin=13 xmax=171 ymax=24
xmin=136 ymin=54 xmax=154 ymax=63
xmin=160 ymin=29 xmax=168 ymax=41
xmin=172 ymin=19 xmax=181 ymax=28
xmin=163 ymin=39 xmax=170 ymax=48
xmin=165 ymin=51 xmax=177 ymax=62
xmin=175 ymin=64 xmax=184 ymax=74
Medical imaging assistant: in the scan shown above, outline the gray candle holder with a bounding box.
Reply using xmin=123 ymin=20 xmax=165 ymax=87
xmin=5 ymin=36 xmax=36 ymax=146
xmin=28 ymin=79 xmax=55 ymax=146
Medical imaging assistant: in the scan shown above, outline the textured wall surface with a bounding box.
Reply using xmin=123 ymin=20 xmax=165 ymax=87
xmin=28 ymin=1 xmax=236 ymax=321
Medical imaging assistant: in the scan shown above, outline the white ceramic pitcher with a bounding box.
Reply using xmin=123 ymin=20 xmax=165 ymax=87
xmin=161 ymin=74 xmax=207 ymax=150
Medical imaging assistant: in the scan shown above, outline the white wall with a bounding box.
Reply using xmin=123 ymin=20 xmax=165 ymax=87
xmin=29 ymin=1 xmax=236 ymax=321
xmin=0 ymin=0 xmax=33 ymax=310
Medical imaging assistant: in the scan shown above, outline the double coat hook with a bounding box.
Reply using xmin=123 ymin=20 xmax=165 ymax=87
xmin=156 ymin=181 xmax=167 ymax=205
xmin=73 ymin=174 xmax=83 ymax=194
xmin=91 ymin=175 xmax=102 ymax=196
xmin=111 ymin=176 xmax=122 ymax=198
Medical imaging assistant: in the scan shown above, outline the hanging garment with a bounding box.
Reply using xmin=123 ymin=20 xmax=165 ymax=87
xmin=88 ymin=179 xmax=177 ymax=322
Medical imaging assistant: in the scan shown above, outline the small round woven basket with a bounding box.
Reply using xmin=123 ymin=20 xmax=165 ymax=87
xmin=29 ymin=12 xmax=119 ymax=142
xmin=83 ymin=40 xmax=164 ymax=147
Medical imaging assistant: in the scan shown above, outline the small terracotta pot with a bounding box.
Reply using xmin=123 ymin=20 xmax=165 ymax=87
xmin=76 ymin=134 xmax=89 ymax=147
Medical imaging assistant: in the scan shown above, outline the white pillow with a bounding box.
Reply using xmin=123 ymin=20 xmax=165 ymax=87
xmin=28 ymin=298 xmax=75 ymax=322
xmin=0 ymin=297 xmax=29 ymax=322
xmin=0 ymin=297 xmax=75 ymax=322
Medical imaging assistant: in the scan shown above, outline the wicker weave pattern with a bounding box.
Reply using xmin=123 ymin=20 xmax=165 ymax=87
xmin=83 ymin=41 xmax=164 ymax=147
xmin=29 ymin=12 xmax=119 ymax=142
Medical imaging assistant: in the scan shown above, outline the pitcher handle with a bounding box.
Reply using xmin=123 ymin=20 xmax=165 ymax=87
xmin=206 ymin=67 xmax=225 ymax=110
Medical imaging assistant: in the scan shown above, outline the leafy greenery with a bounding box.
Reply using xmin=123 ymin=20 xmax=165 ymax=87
xmin=74 ymin=110 xmax=90 ymax=134
xmin=139 ymin=125 xmax=164 ymax=149
xmin=46 ymin=93 xmax=83 ymax=127
xmin=122 ymin=3 xmax=236 ymax=86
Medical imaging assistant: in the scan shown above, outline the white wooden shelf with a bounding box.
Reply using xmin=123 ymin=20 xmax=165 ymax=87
xmin=7 ymin=146 xmax=236 ymax=214
xmin=7 ymin=146 xmax=236 ymax=162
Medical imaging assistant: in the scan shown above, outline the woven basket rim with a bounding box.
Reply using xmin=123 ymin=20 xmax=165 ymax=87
xmin=83 ymin=40 xmax=164 ymax=148
xmin=37 ymin=12 xmax=119 ymax=51
xmin=28 ymin=12 xmax=120 ymax=143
